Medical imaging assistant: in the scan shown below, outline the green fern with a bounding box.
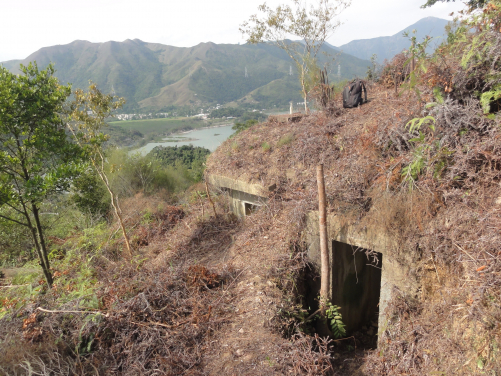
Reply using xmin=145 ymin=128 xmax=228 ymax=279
xmin=480 ymin=88 xmax=501 ymax=114
xmin=406 ymin=116 xmax=436 ymax=133
xmin=401 ymin=145 xmax=428 ymax=189
xmin=432 ymin=87 xmax=444 ymax=104
xmin=325 ymin=303 xmax=346 ymax=339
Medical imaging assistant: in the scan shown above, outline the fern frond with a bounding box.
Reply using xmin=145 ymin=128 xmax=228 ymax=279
xmin=406 ymin=116 xmax=436 ymax=133
xmin=480 ymin=88 xmax=501 ymax=114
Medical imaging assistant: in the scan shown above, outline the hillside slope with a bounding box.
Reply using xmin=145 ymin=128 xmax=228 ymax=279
xmin=2 ymin=40 xmax=370 ymax=110
xmin=338 ymin=16 xmax=450 ymax=62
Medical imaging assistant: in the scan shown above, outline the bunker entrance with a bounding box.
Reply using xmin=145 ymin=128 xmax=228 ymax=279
xmin=244 ymin=202 xmax=258 ymax=215
xmin=331 ymin=241 xmax=382 ymax=344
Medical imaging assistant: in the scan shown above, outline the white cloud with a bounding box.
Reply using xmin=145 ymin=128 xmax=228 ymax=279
xmin=0 ymin=0 xmax=466 ymax=62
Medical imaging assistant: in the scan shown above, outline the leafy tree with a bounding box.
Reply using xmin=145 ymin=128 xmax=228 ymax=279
xmin=0 ymin=63 xmax=83 ymax=286
xmin=236 ymin=111 xmax=268 ymax=123
xmin=240 ymin=0 xmax=350 ymax=113
xmin=209 ymin=107 xmax=244 ymax=118
xmin=421 ymin=0 xmax=486 ymax=10
xmin=0 ymin=209 xmax=35 ymax=266
xmin=71 ymin=167 xmax=110 ymax=220
xmin=107 ymin=148 xmax=164 ymax=195
xmin=149 ymin=145 xmax=210 ymax=182
xmin=366 ymin=54 xmax=380 ymax=81
xmin=67 ymin=84 xmax=133 ymax=257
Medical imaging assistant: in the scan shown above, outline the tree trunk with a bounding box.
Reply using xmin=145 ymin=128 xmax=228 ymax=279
xmin=100 ymin=171 xmax=133 ymax=257
xmin=93 ymin=151 xmax=133 ymax=257
xmin=66 ymin=120 xmax=133 ymax=258
xmin=411 ymin=40 xmax=416 ymax=73
xmin=27 ymin=226 xmax=53 ymax=286
xmin=302 ymin=75 xmax=308 ymax=113
xmin=31 ymin=205 xmax=54 ymax=287
xmin=111 ymin=194 xmax=133 ymax=257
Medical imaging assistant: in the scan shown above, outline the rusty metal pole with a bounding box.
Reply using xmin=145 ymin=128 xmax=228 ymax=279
xmin=317 ymin=164 xmax=330 ymax=314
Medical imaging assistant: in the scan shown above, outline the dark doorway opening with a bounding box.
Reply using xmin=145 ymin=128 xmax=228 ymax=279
xmin=244 ymin=202 xmax=258 ymax=215
xmin=331 ymin=241 xmax=382 ymax=347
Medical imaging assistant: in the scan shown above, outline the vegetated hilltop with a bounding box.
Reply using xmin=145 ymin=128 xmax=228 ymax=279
xmin=1 ymin=39 xmax=369 ymax=111
xmin=1 ymin=6 xmax=500 ymax=376
xmin=337 ymin=16 xmax=450 ymax=63
xmin=206 ymin=6 xmax=501 ymax=373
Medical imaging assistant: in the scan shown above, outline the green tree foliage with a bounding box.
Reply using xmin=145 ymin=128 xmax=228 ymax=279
xmin=240 ymin=0 xmax=350 ymax=112
xmin=394 ymin=1 xmax=501 ymax=190
xmin=455 ymin=2 xmax=501 ymax=113
xmin=0 ymin=210 xmax=34 ymax=266
xmin=238 ymin=112 xmax=268 ymax=124
xmin=232 ymin=119 xmax=259 ymax=135
xmin=106 ymin=148 xmax=174 ymax=195
xmin=209 ymin=108 xmax=245 ymax=118
xmin=148 ymin=145 xmax=210 ymax=182
xmin=0 ymin=63 xmax=83 ymax=286
xmin=366 ymin=54 xmax=381 ymax=81
xmin=421 ymin=0 xmax=486 ymax=10
xmin=68 ymin=84 xmax=133 ymax=257
xmin=70 ymin=168 xmax=110 ymax=220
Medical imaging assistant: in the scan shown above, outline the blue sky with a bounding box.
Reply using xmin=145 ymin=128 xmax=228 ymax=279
xmin=0 ymin=0 xmax=465 ymax=61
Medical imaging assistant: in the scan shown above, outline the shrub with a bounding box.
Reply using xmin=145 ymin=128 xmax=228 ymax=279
xmin=232 ymin=119 xmax=258 ymax=135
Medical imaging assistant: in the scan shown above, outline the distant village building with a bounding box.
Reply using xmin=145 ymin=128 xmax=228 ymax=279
xmin=193 ymin=113 xmax=208 ymax=120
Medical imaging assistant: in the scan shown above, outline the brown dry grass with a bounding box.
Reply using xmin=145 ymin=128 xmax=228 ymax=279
xmin=3 ymin=25 xmax=501 ymax=373
xmin=0 ymin=189 xmax=350 ymax=375
xmin=206 ymin=70 xmax=501 ymax=374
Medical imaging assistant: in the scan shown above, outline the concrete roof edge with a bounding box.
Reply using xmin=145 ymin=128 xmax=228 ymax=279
xmin=207 ymin=174 xmax=269 ymax=197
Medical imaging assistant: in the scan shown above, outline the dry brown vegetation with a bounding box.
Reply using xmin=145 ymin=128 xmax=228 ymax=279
xmin=0 ymin=187 xmax=353 ymax=375
xmin=3 ymin=5 xmax=501 ymax=375
xmin=205 ymin=10 xmax=501 ymax=372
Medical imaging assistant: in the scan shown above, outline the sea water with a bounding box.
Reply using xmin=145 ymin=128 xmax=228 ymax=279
xmin=134 ymin=124 xmax=236 ymax=155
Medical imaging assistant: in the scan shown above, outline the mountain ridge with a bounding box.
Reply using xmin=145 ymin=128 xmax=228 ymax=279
xmin=336 ymin=16 xmax=450 ymax=63
xmin=1 ymin=17 xmax=451 ymax=110
xmin=1 ymin=39 xmax=370 ymax=111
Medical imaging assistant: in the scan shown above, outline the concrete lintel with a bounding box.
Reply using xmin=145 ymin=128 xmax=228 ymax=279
xmin=304 ymin=211 xmax=396 ymax=266
xmin=208 ymin=174 xmax=270 ymax=198
xmin=328 ymin=215 xmax=395 ymax=254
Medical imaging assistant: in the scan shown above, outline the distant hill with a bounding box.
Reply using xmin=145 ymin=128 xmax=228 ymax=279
xmin=0 ymin=60 xmax=21 ymax=70
xmin=337 ymin=17 xmax=450 ymax=63
xmin=1 ymin=40 xmax=370 ymax=111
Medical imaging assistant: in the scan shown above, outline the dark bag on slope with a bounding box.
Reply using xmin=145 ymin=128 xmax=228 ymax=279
xmin=342 ymin=79 xmax=367 ymax=108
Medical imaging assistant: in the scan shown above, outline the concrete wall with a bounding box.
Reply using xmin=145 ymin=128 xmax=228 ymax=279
xmin=208 ymin=174 xmax=269 ymax=217
xmin=228 ymin=189 xmax=267 ymax=217
xmin=208 ymin=174 xmax=271 ymax=197
xmin=305 ymin=212 xmax=420 ymax=345
xmin=207 ymin=173 xmax=420 ymax=347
